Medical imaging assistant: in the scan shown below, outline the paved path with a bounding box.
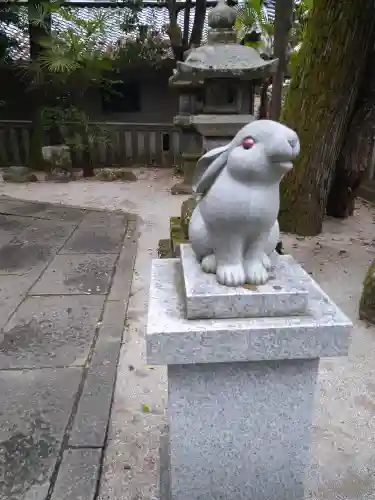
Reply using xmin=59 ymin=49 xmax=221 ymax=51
xmin=0 ymin=196 xmax=138 ymax=500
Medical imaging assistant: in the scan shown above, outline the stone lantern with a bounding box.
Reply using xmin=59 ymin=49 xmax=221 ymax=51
xmin=170 ymin=0 xmax=278 ymax=195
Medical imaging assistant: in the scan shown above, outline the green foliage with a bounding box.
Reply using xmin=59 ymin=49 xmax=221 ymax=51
xmin=40 ymin=105 xmax=108 ymax=154
xmin=235 ymin=0 xmax=274 ymax=50
xmin=26 ymin=3 xmax=115 ymax=92
xmin=290 ymin=0 xmax=313 ymax=48
xmin=0 ymin=2 xmax=24 ymax=64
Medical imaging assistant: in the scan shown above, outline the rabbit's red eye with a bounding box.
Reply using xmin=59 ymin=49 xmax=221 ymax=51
xmin=242 ymin=136 xmax=255 ymax=150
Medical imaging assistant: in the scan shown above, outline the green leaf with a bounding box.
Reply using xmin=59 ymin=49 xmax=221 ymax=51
xmin=142 ymin=404 xmax=150 ymax=413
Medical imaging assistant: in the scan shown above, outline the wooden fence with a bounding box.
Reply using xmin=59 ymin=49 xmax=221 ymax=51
xmin=0 ymin=120 xmax=182 ymax=168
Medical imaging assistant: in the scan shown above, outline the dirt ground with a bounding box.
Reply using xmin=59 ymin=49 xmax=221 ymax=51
xmin=1 ymin=168 xmax=374 ymax=500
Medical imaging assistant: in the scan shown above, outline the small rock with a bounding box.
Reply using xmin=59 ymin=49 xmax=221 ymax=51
xmin=8 ymin=166 xmax=30 ymax=176
xmin=46 ymin=167 xmax=74 ymax=183
xmin=3 ymin=168 xmax=38 ymax=183
xmin=95 ymin=168 xmax=137 ymax=182
xmin=171 ymin=182 xmax=193 ymax=195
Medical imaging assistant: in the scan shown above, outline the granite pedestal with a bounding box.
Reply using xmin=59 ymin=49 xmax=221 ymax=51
xmin=146 ymin=244 xmax=352 ymax=500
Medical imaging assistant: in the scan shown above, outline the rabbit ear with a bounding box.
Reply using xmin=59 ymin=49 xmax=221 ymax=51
xmin=192 ymin=145 xmax=229 ymax=194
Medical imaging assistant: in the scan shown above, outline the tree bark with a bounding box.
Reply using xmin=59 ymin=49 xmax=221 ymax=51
xmin=189 ymin=0 xmax=206 ymax=48
xmin=269 ymin=0 xmax=293 ymax=121
xmin=167 ymin=0 xmax=184 ymax=61
xmin=28 ymin=0 xmax=51 ymax=60
xmin=279 ymin=0 xmax=375 ymax=236
xmin=327 ymin=37 xmax=375 ymax=218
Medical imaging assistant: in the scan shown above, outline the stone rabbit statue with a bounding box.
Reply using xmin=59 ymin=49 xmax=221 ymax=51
xmin=188 ymin=119 xmax=300 ymax=287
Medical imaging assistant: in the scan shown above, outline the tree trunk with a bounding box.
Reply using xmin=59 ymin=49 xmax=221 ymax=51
xmin=28 ymin=0 xmax=51 ymax=60
xmin=269 ymin=0 xmax=294 ymax=121
xmin=167 ymin=0 xmax=184 ymax=61
xmin=189 ymin=0 xmax=206 ymax=48
xmin=258 ymin=77 xmax=271 ymax=119
xmin=327 ymin=38 xmax=375 ymax=218
xmin=279 ymin=0 xmax=375 ymax=236
xmin=182 ymin=0 xmax=191 ymax=50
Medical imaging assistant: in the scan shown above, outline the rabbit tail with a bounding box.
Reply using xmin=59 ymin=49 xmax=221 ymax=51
xmin=188 ymin=205 xmax=212 ymax=261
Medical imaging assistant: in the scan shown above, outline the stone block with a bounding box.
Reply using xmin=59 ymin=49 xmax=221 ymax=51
xmin=51 ymin=449 xmax=101 ymax=500
xmin=0 ymin=367 xmax=82 ymax=500
xmin=164 ymin=359 xmax=318 ymax=500
xmin=0 ymin=295 xmax=105 ymax=369
xmin=147 ymin=255 xmax=353 ymax=500
xmin=180 ymin=244 xmax=308 ymax=319
xmin=147 ymin=259 xmax=352 ymax=366
xmin=30 ymin=253 xmax=117 ymax=295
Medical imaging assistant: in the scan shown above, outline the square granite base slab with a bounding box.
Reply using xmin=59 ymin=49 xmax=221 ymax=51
xmin=180 ymin=244 xmax=309 ymax=320
xmin=146 ymin=258 xmax=352 ymax=365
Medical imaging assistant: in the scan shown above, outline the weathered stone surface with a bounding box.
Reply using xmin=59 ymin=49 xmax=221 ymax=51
xmin=0 ymin=220 xmax=76 ymax=276
xmin=61 ymin=220 xmax=127 ymax=254
xmin=31 ymin=253 xmax=117 ymax=295
xmin=0 ymin=295 xmax=105 ymax=369
xmin=69 ymin=301 xmax=126 ymax=447
xmin=146 ymin=258 xmax=352 ymax=365
xmin=0 ymin=230 xmax=17 ymax=248
xmin=0 ymin=197 xmax=139 ymax=499
xmin=359 ymin=257 xmax=375 ymax=324
xmin=0 ymin=368 xmax=81 ymax=500
xmin=0 ymin=198 xmax=51 ymax=216
xmin=181 ymin=244 xmax=309 ymax=319
xmin=108 ymin=216 xmax=138 ymax=302
xmin=50 ymin=449 xmax=101 ymax=500
xmin=3 ymin=167 xmax=38 ymax=183
xmin=7 ymin=166 xmax=31 ymax=176
xmin=0 ymin=213 xmax=30 ymax=233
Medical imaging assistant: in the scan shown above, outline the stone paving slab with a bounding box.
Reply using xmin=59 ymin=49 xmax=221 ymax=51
xmin=50 ymin=449 xmax=101 ymax=500
xmin=69 ymin=301 xmax=128 ymax=447
xmin=0 ymin=295 xmax=105 ymax=369
xmin=0 ymin=275 xmax=32 ymax=329
xmin=61 ymin=216 xmax=128 ymax=255
xmin=0 ymin=213 xmax=31 ymax=233
xmin=0 ymin=367 xmax=82 ymax=500
xmin=0 ymin=197 xmax=86 ymax=222
xmin=0 ymin=230 xmax=17 ymax=247
xmin=31 ymin=253 xmax=118 ymax=295
xmin=0 ymin=196 xmax=138 ymax=500
xmin=70 ymin=220 xmax=138 ymax=448
xmin=0 ymin=219 xmax=76 ymax=276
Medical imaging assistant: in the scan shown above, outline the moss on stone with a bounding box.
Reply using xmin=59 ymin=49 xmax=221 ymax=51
xmin=170 ymin=216 xmax=189 ymax=257
xmin=180 ymin=197 xmax=197 ymax=238
xmin=359 ymin=258 xmax=375 ymax=324
xmin=158 ymin=238 xmax=173 ymax=258
xmin=95 ymin=168 xmax=137 ymax=182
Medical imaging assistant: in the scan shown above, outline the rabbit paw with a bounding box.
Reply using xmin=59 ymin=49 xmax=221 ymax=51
xmin=245 ymin=259 xmax=268 ymax=285
xmin=216 ymin=263 xmax=246 ymax=287
xmin=201 ymin=254 xmax=217 ymax=274
xmin=261 ymin=253 xmax=272 ymax=271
